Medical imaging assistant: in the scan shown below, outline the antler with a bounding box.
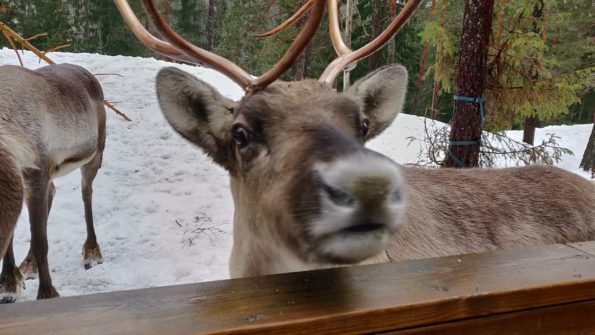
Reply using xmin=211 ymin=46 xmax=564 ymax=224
xmin=255 ymin=0 xmax=315 ymax=38
xmin=115 ymin=0 xmax=326 ymax=92
xmin=116 ymin=0 xmax=421 ymax=90
xmin=326 ymin=0 xmax=351 ymax=57
xmin=249 ymin=0 xmax=423 ymax=85
xmin=319 ymin=0 xmax=423 ymax=84
xmin=113 ymin=0 xmax=194 ymax=63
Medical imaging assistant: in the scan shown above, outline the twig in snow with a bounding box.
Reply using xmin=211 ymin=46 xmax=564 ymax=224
xmin=94 ymin=73 xmax=125 ymax=78
xmin=104 ymin=100 xmax=132 ymax=122
xmin=175 ymin=212 xmax=226 ymax=247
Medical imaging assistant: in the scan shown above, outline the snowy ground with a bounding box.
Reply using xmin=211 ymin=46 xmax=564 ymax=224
xmin=0 ymin=48 xmax=591 ymax=302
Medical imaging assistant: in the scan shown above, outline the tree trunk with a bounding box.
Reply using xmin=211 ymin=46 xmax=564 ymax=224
xmin=206 ymin=0 xmax=216 ymax=51
xmin=444 ymin=0 xmax=495 ymax=168
xmin=430 ymin=0 xmax=445 ymax=119
xmin=411 ymin=0 xmax=436 ymax=115
xmin=292 ymin=2 xmax=311 ymax=81
xmin=522 ymin=0 xmax=544 ymax=145
xmin=292 ymin=45 xmax=311 ymax=80
xmin=412 ymin=43 xmax=429 ymax=115
xmin=580 ymin=121 xmax=595 ymax=177
xmin=522 ymin=115 xmax=539 ymax=144
xmin=431 ymin=80 xmax=440 ymax=119
xmin=386 ymin=0 xmax=397 ymax=64
xmin=342 ymin=0 xmax=354 ymax=90
xmin=367 ymin=0 xmax=383 ymax=72
xmin=161 ymin=0 xmax=173 ymax=19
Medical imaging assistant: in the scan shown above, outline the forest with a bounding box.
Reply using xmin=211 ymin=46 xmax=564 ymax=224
xmin=0 ymin=0 xmax=593 ymax=170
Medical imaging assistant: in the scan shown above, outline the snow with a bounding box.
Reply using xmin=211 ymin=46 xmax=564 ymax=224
xmin=0 ymin=48 xmax=592 ymax=302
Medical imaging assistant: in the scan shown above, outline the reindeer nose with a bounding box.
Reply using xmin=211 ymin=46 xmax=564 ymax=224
xmin=321 ymin=182 xmax=355 ymax=206
xmin=350 ymin=176 xmax=393 ymax=205
xmin=316 ymin=152 xmax=404 ymax=208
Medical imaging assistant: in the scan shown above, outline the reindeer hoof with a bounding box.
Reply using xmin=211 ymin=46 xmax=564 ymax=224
xmin=19 ymin=258 xmax=39 ymax=280
xmin=84 ymin=257 xmax=103 ymax=270
xmin=82 ymin=243 xmax=103 ymax=270
xmin=37 ymin=286 xmax=60 ymax=300
xmin=0 ymin=269 xmax=24 ymax=304
xmin=0 ymin=295 xmax=17 ymax=304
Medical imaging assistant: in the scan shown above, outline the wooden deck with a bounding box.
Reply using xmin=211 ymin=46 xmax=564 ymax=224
xmin=1 ymin=242 xmax=594 ymax=334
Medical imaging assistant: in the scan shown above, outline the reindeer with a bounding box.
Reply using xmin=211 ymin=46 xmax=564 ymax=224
xmin=0 ymin=63 xmax=106 ymax=302
xmin=118 ymin=0 xmax=595 ymax=278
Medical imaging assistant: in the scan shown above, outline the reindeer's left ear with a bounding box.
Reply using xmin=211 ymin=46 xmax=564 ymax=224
xmin=346 ymin=64 xmax=408 ymax=140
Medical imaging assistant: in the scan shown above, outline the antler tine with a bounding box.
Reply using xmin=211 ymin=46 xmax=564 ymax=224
xmin=327 ymin=0 xmax=351 ymax=56
xmin=140 ymin=0 xmax=253 ymax=90
xmin=253 ymin=0 xmax=326 ymax=89
xmin=114 ymin=0 xmax=195 ymax=63
xmin=254 ymin=0 xmax=315 ymax=38
xmin=319 ymin=0 xmax=423 ymax=84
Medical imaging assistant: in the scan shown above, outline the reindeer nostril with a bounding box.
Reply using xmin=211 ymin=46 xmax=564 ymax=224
xmin=322 ymin=182 xmax=355 ymax=207
xmin=391 ymin=190 xmax=403 ymax=203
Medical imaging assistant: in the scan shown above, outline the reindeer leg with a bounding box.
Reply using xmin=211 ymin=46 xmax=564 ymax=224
xmin=18 ymin=248 xmax=37 ymax=280
xmin=18 ymin=182 xmax=55 ymax=280
xmin=24 ymin=168 xmax=59 ymax=300
xmin=0 ymin=239 xmax=24 ymax=303
xmin=81 ymin=154 xmax=103 ymax=270
xmin=0 ymin=156 xmax=24 ymax=303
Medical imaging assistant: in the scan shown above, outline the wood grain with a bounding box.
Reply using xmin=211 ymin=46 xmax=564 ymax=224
xmin=384 ymin=299 xmax=595 ymax=335
xmin=0 ymin=242 xmax=594 ymax=335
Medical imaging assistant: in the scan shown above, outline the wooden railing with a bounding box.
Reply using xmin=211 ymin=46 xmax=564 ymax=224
xmin=1 ymin=241 xmax=595 ymax=334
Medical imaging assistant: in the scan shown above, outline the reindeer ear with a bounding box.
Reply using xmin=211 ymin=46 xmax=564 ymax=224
xmin=156 ymin=67 xmax=235 ymax=169
xmin=346 ymin=64 xmax=408 ymax=140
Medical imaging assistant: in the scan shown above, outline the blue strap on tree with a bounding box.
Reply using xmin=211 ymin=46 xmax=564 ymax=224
xmin=453 ymin=95 xmax=485 ymax=126
xmin=447 ymin=95 xmax=485 ymax=167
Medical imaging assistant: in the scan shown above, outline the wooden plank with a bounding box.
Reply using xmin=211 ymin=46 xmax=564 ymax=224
xmin=384 ymin=299 xmax=595 ymax=335
xmin=1 ymin=242 xmax=595 ymax=335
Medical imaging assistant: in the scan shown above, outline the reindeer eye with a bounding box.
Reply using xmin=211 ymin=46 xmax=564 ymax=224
xmin=361 ymin=119 xmax=370 ymax=137
xmin=232 ymin=124 xmax=250 ymax=148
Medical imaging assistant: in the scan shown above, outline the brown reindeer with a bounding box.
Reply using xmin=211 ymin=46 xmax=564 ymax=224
xmin=0 ymin=64 xmax=106 ymax=302
xmin=118 ymin=0 xmax=595 ymax=277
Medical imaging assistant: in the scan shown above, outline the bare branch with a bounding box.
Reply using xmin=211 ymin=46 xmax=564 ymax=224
xmin=45 ymin=44 xmax=71 ymax=53
xmin=2 ymin=31 xmax=23 ymax=66
xmin=103 ymin=100 xmax=132 ymax=122
xmin=24 ymin=32 xmax=48 ymax=42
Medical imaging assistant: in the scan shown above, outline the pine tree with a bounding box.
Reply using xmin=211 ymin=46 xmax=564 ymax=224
xmin=444 ymin=0 xmax=495 ymax=168
xmin=521 ymin=0 xmax=545 ymax=145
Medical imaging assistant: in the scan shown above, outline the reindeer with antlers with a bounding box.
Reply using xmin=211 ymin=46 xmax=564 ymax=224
xmin=117 ymin=0 xmax=595 ymax=277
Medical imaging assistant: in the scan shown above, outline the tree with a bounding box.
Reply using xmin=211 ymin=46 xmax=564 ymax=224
xmin=484 ymin=1 xmax=594 ymax=133
xmin=580 ymin=121 xmax=595 ymax=177
xmin=417 ymin=0 xmax=462 ymax=121
xmin=206 ymin=0 xmax=217 ymax=51
xmin=342 ymin=0 xmax=354 ymax=89
xmin=411 ymin=0 xmax=437 ymax=115
xmin=522 ymin=0 xmax=545 ymax=145
xmin=291 ymin=1 xmax=312 ymax=81
xmin=366 ymin=0 xmax=383 ymax=72
xmin=444 ymin=0 xmax=495 ymax=168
